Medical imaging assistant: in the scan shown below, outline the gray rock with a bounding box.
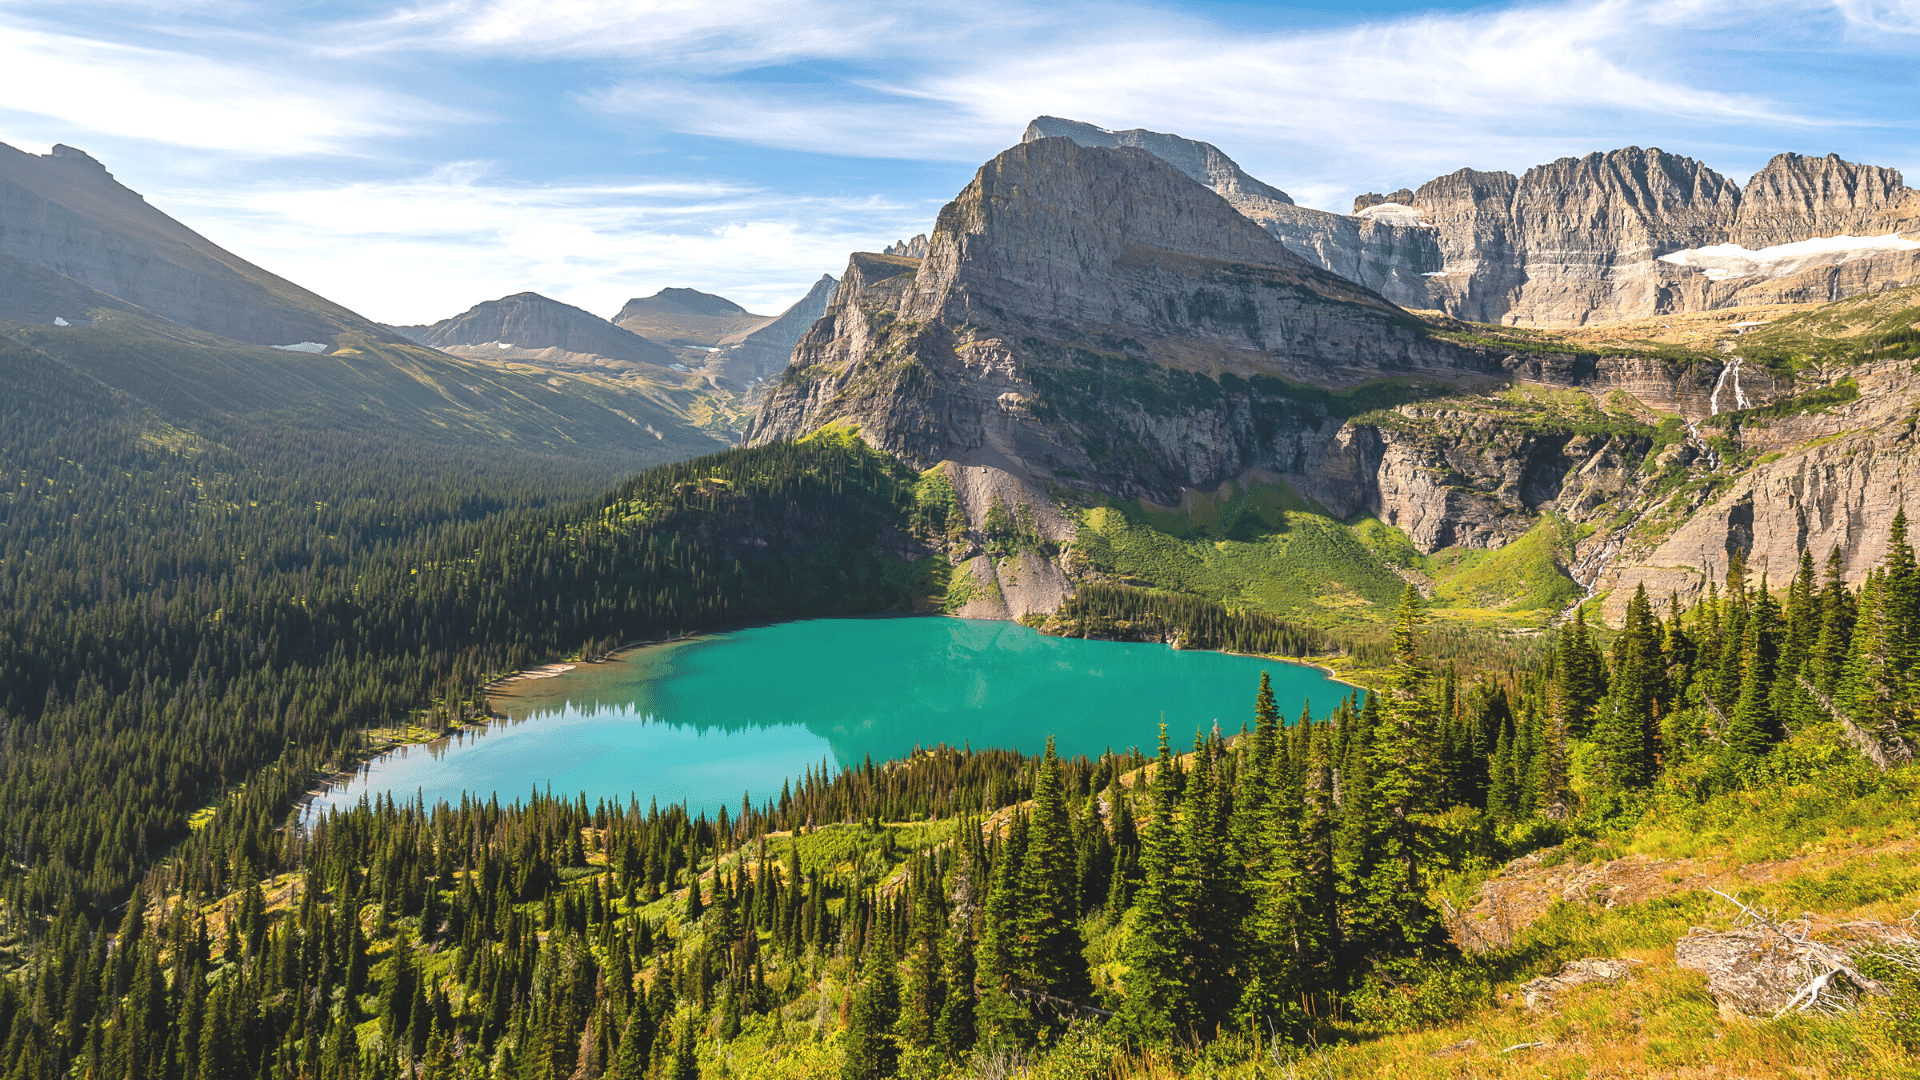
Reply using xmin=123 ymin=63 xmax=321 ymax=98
xmin=1519 ymin=957 xmax=1641 ymax=1010
xmin=1674 ymin=927 xmax=1877 ymax=1019
xmin=716 ymin=273 xmax=839 ymax=384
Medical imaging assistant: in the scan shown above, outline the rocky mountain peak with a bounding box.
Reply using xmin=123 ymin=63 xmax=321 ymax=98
xmin=1732 ymin=152 xmax=1920 ymax=248
xmin=1022 ymin=116 xmax=1293 ymax=205
xmin=883 ymin=234 xmax=929 ymax=258
xmin=899 ymin=136 xmax=1353 ymax=341
xmin=1354 ymin=189 xmax=1415 ymax=213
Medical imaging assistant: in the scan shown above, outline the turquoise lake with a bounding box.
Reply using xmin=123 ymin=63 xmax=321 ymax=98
xmin=306 ymin=616 xmax=1350 ymax=819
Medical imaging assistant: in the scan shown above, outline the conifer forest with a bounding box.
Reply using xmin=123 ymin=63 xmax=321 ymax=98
xmin=6 ymin=331 xmax=1920 ymax=1079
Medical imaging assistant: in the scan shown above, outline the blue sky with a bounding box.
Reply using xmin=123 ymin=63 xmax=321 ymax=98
xmin=1 ymin=0 xmax=1915 ymax=324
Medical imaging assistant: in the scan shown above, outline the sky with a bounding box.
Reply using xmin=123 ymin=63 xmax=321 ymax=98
xmin=0 ymin=0 xmax=1915 ymax=325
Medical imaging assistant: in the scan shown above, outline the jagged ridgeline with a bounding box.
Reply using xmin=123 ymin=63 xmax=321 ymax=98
xmin=6 ymin=532 xmax=1920 ymax=1080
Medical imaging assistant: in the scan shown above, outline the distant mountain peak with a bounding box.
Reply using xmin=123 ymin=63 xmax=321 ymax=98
xmin=621 ymin=287 xmax=751 ymax=320
xmin=403 ymin=290 xmax=678 ymax=369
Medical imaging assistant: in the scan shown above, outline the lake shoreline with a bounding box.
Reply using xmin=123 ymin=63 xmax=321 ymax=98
xmin=298 ymin=613 xmax=1356 ymax=822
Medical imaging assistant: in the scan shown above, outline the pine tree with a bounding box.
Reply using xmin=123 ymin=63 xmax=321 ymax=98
xmin=842 ymin=934 xmax=900 ymax=1080
xmin=1350 ymin=585 xmax=1445 ymax=957
xmin=1118 ymin=724 xmax=1193 ymax=1044
xmin=1487 ymin=713 xmax=1517 ymax=823
xmin=608 ymin=1012 xmax=649 ymax=1080
xmin=1178 ymin=732 xmax=1242 ymax=1031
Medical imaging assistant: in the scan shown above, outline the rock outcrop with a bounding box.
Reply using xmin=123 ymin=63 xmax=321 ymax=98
xmin=714 ymin=274 xmax=838 ymax=384
xmin=397 ymin=291 xmax=680 ymax=369
xmin=883 ymin=235 xmax=929 ymax=258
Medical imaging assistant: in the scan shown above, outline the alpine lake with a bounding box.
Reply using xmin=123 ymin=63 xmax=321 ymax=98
xmin=306 ymin=616 xmax=1350 ymax=819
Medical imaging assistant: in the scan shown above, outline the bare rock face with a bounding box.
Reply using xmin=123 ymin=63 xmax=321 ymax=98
xmin=1027 ymin=117 xmax=1443 ymax=311
xmin=0 ymin=141 xmax=404 ymax=348
xmin=1416 ymin=149 xmax=1741 ymax=326
xmin=399 ymin=292 xmax=680 ymax=369
xmin=717 ymin=273 xmax=838 ymax=383
xmin=1733 ymin=153 xmax=1920 ymax=248
xmin=747 ymin=136 xmax=1480 ymax=508
xmin=1023 ymin=116 xmax=1293 ymax=204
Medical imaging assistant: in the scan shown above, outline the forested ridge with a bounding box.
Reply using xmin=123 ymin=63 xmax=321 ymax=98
xmin=0 ymin=338 xmax=934 ymax=922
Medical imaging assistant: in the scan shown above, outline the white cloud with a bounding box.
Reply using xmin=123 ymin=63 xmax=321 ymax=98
xmin=0 ymin=19 xmax=460 ymax=155
xmin=159 ymin=163 xmax=936 ymax=324
xmin=1832 ymin=0 xmax=1920 ymax=31
xmin=337 ymin=0 xmax=953 ymax=66
xmin=577 ymin=0 xmax=1836 ymax=205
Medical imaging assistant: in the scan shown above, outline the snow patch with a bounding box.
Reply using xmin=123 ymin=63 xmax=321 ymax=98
xmin=1421 ymin=271 xmax=1450 ymax=277
xmin=1659 ymin=233 xmax=1920 ymax=282
xmin=53 ymin=316 xmax=69 ymax=326
xmin=271 ymin=342 xmax=327 ymax=353
xmin=1354 ymin=201 xmax=1429 ymax=227
xmin=495 ymin=342 xmax=513 ymax=350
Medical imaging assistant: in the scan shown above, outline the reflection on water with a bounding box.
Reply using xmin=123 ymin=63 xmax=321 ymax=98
xmin=305 ymin=616 xmax=1347 ymax=821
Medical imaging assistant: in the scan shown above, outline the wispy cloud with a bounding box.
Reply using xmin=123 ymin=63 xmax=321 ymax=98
xmin=1831 ymin=0 xmax=1920 ymax=31
xmin=0 ymin=17 xmax=460 ymax=156
xmin=577 ymin=0 xmax=1826 ymax=191
xmin=162 ymin=163 xmax=937 ymax=324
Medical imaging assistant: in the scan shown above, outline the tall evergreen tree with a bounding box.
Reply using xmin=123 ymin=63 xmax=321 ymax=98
xmin=1119 ymin=725 xmax=1193 ymax=1044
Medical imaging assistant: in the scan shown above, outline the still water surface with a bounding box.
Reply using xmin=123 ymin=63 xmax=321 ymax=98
xmin=307 ymin=616 xmax=1348 ymax=819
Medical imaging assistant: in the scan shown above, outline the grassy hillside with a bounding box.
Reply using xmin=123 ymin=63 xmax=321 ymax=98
xmin=2 ymin=307 xmax=726 ymax=469
xmin=1065 ymin=474 xmax=1581 ymax=638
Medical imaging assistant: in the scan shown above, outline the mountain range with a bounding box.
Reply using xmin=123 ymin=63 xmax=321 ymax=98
xmin=1025 ymin=116 xmax=1920 ymax=327
xmin=751 ymin=119 xmax=1920 ymax=630
xmin=9 ymin=120 xmax=1920 ymax=632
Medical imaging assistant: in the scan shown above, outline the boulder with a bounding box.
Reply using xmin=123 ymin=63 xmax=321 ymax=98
xmin=1519 ymin=957 xmax=1642 ymax=1010
xmin=1675 ymin=925 xmax=1885 ymax=1019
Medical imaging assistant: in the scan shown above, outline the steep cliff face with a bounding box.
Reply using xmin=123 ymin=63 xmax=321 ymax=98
xmin=399 ymin=291 xmax=680 ymax=369
xmin=1733 ymin=153 xmax=1920 ymax=247
xmin=747 ymin=137 xmax=1482 ymax=505
xmin=1412 ymin=149 xmax=1742 ymax=325
xmin=717 ymin=274 xmax=838 ymax=383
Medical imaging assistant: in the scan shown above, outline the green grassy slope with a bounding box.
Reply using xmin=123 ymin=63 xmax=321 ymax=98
xmin=1067 ymin=474 xmax=1579 ymax=633
xmin=3 ymin=307 xmax=727 ymax=468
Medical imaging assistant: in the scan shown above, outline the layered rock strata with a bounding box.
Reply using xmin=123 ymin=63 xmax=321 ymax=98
xmin=1028 ymin=119 xmax=1920 ymax=327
